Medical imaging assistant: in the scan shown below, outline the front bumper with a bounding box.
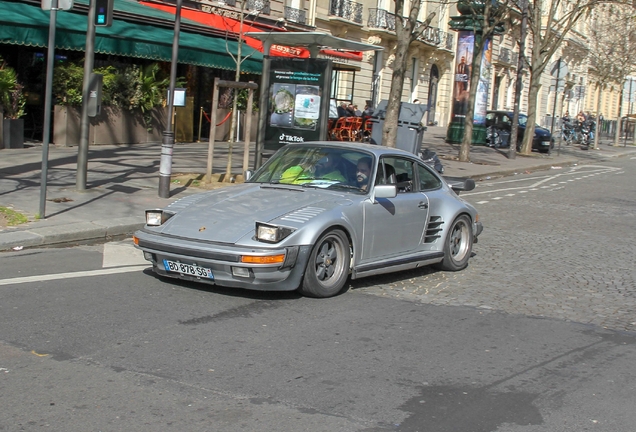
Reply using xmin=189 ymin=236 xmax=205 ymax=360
xmin=473 ymin=221 xmax=484 ymax=243
xmin=134 ymin=229 xmax=312 ymax=292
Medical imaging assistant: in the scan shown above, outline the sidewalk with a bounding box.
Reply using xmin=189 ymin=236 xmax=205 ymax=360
xmin=1 ymin=127 xmax=634 ymax=251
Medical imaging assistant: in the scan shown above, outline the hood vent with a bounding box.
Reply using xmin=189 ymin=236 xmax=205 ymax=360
xmin=280 ymin=206 xmax=325 ymax=224
xmin=166 ymin=194 xmax=208 ymax=211
xmin=425 ymin=216 xmax=444 ymax=243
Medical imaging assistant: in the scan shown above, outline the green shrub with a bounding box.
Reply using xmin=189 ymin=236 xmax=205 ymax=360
xmin=0 ymin=56 xmax=26 ymax=119
xmin=52 ymin=61 xmax=180 ymax=130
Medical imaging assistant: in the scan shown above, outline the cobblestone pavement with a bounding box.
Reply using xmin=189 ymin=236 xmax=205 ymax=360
xmin=354 ymin=159 xmax=636 ymax=332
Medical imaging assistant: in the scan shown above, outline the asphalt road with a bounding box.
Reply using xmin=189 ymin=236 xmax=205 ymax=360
xmin=1 ymin=157 xmax=635 ymax=432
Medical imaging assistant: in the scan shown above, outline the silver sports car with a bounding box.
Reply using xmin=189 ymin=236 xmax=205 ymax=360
xmin=133 ymin=142 xmax=483 ymax=298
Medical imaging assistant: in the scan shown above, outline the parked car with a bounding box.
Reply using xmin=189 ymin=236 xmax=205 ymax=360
xmin=486 ymin=110 xmax=554 ymax=153
xmin=133 ymin=142 xmax=483 ymax=298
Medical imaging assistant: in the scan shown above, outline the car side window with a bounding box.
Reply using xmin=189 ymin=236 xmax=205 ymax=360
xmin=417 ymin=162 xmax=442 ymax=191
xmin=376 ymin=157 xmax=414 ymax=193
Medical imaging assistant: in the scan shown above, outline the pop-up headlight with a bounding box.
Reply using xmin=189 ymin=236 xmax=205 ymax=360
xmin=255 ymin=222 xmax=295 ymax=243
xmin=145 ymin=210 xmax=174 ymax=226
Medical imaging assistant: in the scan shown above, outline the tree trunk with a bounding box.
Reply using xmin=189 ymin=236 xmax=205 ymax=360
xmin=520 ymin=78 xmax=542 ymax=154
xmin=382 ymin=37 xmax=411 ymax=148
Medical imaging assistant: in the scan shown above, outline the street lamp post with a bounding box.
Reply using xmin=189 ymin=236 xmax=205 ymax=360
xmin=158 ymin=0 xmax=183 ymax=198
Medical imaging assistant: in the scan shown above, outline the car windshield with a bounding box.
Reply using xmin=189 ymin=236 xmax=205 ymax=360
xmin=518 ymin=114 xmax=528 ymax=127
xmin=248 ymin=145 xmax=375 ymax=194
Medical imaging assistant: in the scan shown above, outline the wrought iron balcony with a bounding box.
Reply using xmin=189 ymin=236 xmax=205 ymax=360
xmin=246 ymin=0 xmax=270 ymax=15
xmin=445 ymin=32 xmax=454 ymax=50
xmin=368 ymin=9 xmax=454 ymax=50
xmin=284 ymin=6 xmax=306 ymax=24
xmin=329 ymin=0 xmax=363 ymax=24
xmin=511 ymin=51 xmax=519 ymax=66
xmin=367 ymin=8 xmax=395 ymax=31
xmin=498 ymin=47 xmax=511 ymax=63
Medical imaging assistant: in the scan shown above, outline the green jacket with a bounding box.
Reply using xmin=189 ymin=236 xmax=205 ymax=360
xmin=280 ymin=166 xmax=346 ymax=184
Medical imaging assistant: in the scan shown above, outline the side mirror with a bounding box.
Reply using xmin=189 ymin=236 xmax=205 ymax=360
xmin=372 ymin=184 xmax=397 ymax=201
xmin=244 ymin=170 xmax=254 ymax=181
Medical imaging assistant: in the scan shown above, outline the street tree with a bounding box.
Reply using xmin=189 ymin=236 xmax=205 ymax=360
xmin=585 ymin=3 xmax=636 ymax=149
xmin=224 ymin=0 xmax=259 ymax=182
xmin=381 ymin=0 xmax=435 ymax=148
xmin=519 ymin=0 xmax=601 ymax=154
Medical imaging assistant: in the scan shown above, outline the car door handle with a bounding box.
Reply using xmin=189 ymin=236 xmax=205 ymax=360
xmin=418 ymin=201 xmax=428 ymax=209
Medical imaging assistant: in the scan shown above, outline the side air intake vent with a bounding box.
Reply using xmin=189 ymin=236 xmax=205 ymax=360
xmin=425 ymin=216 xmax=444 ymax=243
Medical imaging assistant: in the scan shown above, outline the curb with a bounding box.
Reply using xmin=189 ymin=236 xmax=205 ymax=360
xmin=0 ymin=219 xmax=143 ymax=251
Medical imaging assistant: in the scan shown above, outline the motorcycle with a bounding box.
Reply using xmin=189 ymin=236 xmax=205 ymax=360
xmin=578 ymin=119 xmax=595 ymax=149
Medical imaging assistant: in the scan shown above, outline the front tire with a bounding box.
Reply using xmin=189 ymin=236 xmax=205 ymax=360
xmin=435 ymin=215 xmax=473 ymax=271
xmin=298 ymin=229 xmax=350 ymax=298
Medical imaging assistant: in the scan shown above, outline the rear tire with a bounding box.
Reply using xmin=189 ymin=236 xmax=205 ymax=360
xmin=435 ymin=215 xmax=473 ymax=271
xmin=298 ymin=229 xmax=350 ymax=298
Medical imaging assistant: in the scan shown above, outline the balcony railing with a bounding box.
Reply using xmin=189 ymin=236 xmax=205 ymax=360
xmin=445 ymin=32 xmax=454 ymax=50
xmin=367 ymin=8 xmax=395 ymax=31
xmin=246 ymin=0 xmax=270 ymax=15
xmin=329 ymin=0 xmax=364 ymax=24
xmin=368 ymin=9 xmax=454 ymax=50
xmin=284 ymin=6 xmax=306 ymax=24
xmin=498 ymin=47 xmax=511 ymax=63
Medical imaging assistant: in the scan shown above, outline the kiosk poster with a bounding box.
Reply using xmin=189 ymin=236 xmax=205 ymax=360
xmin=265 ymin=58 xmax=329 ymax=151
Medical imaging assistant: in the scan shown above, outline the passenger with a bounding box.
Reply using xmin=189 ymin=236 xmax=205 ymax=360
xmin=356 ymin=157 xmax=372 ymax=192
xmin=279 ymin=161 xmax=314 ymax=184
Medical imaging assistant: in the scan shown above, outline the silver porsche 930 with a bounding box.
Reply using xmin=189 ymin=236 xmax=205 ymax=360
xmin=133 ymin=142 xmax=483 ymax=298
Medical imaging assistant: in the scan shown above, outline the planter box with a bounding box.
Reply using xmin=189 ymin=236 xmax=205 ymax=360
xmin=54 ymin=106 xmax=167 ymax=146
xmin=2 ymin=118 xmax=24 ymax=149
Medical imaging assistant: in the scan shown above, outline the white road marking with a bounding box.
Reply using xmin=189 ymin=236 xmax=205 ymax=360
xmin=464 ymin=165 xmax=619 ymax=197
xmin=0 ymin=241 xmax=149 ymax=287
xmin=0 ymin=266 xmax=148 ymax=286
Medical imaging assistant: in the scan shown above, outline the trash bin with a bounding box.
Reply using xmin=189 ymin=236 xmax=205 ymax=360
xmin=368 ymin=100 xmax=428 ymax=155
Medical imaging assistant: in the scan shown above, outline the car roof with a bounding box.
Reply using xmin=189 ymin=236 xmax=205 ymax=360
xmin=488 ymin=110 xmax=528 ymax=116
xmin=283 ymin=141 xmax=420 ymax=158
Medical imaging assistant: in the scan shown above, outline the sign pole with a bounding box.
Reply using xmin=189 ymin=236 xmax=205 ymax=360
xmin=39 ymin=0 xmax=59 ymax=219
xmin=550 ymin=58 xmax=561 ymax=137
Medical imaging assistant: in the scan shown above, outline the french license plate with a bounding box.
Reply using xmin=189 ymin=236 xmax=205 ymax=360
xmin=163 ymin=259 xmax=214 ymax=279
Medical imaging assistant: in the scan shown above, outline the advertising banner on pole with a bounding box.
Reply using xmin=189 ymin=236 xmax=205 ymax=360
xmin=264 ymin=58 xmax=331 ymax=151
xmin=474 ymin=38 xmax=492 ymax=126
xmin=450 ymin=31 xmax=492 ymax=127
xmin=451 ymin=31 xmax=474 ymax=124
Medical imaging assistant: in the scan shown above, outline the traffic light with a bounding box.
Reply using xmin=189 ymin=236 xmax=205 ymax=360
xmin=94 ymin=0 xmax=113 ymax=27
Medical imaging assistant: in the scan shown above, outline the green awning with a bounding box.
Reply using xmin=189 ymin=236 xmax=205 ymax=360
xmin=0 ymin=0 xmax=263 ymax=74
